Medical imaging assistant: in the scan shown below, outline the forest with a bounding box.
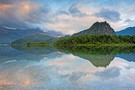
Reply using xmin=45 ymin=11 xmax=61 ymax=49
xmin=55 ymin=35 xmax=135 ymax=47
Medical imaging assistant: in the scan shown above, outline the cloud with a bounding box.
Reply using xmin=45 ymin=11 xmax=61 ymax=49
xmin=0 ymin=0 xmax=50 ymax=28
xmin=43 ymin=4 xmax=103 ymax=35
xmin=57 ymin=10 xmax=70 ymax=15
xmin=68 ymin=4 xmax=87 ymax=17
xmin=0 ymin=3 xmax=28 ymax=28
xmin=124 ymin=19 xmax=134 ymax=24
xmin=94 ymin=8 xmax=121 ymax=22
xmin=44 ymin=13 xmax=102 ymax=35
xmin=0 ymin=0 xmax=23 ymax=4
xmin=56 ymin=3 xmax=87 ymax=17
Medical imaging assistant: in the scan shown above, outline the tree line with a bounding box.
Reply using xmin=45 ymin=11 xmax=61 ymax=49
xmin=55 ymin=35 xmax=135 ymax=47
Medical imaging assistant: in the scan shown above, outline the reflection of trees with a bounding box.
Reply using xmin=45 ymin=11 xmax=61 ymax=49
xmin=56 ymin=46 xmax=135 ymax=67
xmin=74 ymin=53 xmax=115 ymax=67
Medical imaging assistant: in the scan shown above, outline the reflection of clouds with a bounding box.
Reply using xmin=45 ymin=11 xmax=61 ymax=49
xmin=68 ymin=72 xmax=87 ymax=83
xmin=0 ymin=55 xmax=135 ymax=90
xmin=110 ymin=57 xmax=135 ymax=68
xmin=43 ymin=54 xmax=99 ymax=75
xmin=0 ymin=80 xmax=14 ymax=86
xmin=90 ymin=57 xmax=135 ymax=89
xmin=94 ymin=67 xmax=121 ymax=80
xmin=44 ymin=54 xmax=77 ymax=66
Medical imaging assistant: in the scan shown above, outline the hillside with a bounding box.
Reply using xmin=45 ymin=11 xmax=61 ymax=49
xmin=0 ymin=27 xmax=44 ymax=43
xmin=12 ymin=33 xmax=58 ymax=44
xmin=45 ymin=30 xmax=64 ymax=37
xmin=116 ymin=27 xmax=135 ymax=36
xmin=73 ymin=21 xmax=116 ymax=36
xmin=0 ymin=26 xmax=63 ymax=43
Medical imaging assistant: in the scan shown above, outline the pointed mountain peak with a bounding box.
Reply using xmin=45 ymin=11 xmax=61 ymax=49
xmin=91 ymin=21 xmax=110 ymax=28
xmin=73 ymin=21 xmax=116 ymax=36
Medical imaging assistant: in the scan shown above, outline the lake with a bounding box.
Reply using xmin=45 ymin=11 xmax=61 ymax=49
xmin=0 ymin=45 xmax=135 ymax=90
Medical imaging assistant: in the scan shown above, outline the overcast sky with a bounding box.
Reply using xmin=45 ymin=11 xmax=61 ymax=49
xmin=0 ymin=0 xmax=135 ymax=35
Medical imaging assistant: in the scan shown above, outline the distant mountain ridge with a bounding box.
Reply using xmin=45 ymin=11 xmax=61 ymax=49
xmin=45 ymin=30 xmax=64 ymax=37
xmin=0 ymin=27 xmax=44 ymax=43
xmin=73 ymin=21 xmax=116 ymax=36
xmin=116 ymin=27 xmax=135 ymax=36
xmin=1 ymin=21 xmax=134 ymax=44
xmin=12 ymin=33 xmax=58 ymax=44
xmin=0 ymin=26 xmax=63 ymax=43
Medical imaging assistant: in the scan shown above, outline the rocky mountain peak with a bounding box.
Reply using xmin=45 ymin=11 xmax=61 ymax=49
xmin=73 ymin=21 xmax=116 ymax=36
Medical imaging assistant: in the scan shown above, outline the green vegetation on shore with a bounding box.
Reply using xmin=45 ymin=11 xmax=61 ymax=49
xmin=55 ymin=35 xmax=135 ymax=47
xmin=11 ymin=35 xmax=135 ymax=48
xmin=77 ymin=43 xmax=135 ymax=47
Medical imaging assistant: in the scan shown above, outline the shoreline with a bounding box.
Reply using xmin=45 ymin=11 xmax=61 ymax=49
xmin=77 ymin=44 xmax=135 ymax=47
xmin=1 ymin=43 xmax=135 ymax=47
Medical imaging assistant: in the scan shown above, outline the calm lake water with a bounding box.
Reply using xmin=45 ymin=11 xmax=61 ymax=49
xmin=0 ymin=46 xmax=135 ymax=90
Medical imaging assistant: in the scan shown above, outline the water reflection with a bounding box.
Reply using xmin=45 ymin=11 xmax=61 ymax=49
xmin=116 ymin=54 xmax=135 ymax=62
xmin=0 ymin=45 xmax=62 ymax=64
xmin=0 ymin=45 xmax=135 ymax=90
xmin=57 ymin=46 xmax=135 ymax=67
xmin=12 ymin=45 xmax=59 ymax=57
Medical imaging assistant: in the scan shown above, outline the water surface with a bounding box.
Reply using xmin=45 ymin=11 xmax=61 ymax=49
xmin=0 ymin=46 xmax=135 ymax=90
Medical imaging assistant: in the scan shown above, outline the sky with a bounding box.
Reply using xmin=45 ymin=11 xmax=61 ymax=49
xmin=0 ymin=0 xmax=135 ymax=35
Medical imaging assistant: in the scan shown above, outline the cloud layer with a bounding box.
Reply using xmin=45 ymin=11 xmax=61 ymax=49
xmin=0 ymin=0 xmax=135 ymax=34
xmin=0 ymin=0 xmax=49 ymax=28
xmin=94 ymin=8 xmax=121 ymax=22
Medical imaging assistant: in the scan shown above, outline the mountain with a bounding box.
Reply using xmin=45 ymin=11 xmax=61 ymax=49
xmin=73 ymin=21 xmax=116 ymax=36
xmin=12 ymin=33 xmax=58 ymax=44
xmin=45 ymin=30 xmax=64 ymax=37
xmin=0 ymin=26 xmax=64 ymax=43
xmin=116 ymin=27 xmax=135 ymax=36
xmin=0 ymin=26 xmax=44 ymax=43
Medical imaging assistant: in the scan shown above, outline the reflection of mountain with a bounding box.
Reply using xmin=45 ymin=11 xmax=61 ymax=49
xmin=0 ymin=46 xmax=42 ymax=64
xmin=0 ymin=46 xmax=61 ymax=64
xmin=56 ymin=46 xmax=135 ymax=67
xmin=116 ymin=54 xmax=135 ymax=62
xmin=72 ymin=52 xmax=115 ymax=67
xmin=12 ymin=45 xmax=59 ymax=57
